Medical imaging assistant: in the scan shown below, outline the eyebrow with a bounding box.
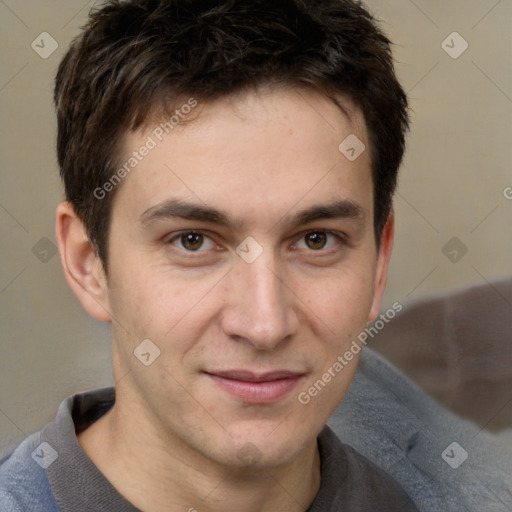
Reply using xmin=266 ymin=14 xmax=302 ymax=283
xmin=139 ymin=198 xmax=365 ymax=231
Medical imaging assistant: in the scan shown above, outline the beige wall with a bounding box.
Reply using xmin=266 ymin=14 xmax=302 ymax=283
xmin=1 ymin=1 xmax=511 ymax=458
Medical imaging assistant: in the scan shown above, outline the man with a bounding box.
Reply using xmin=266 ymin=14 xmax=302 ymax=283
xmin=0 ymin=0 xmax=418 ymax=510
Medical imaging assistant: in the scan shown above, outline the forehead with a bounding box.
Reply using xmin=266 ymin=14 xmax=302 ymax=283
xmin=112 ymin=87 xmax=372 ymax=228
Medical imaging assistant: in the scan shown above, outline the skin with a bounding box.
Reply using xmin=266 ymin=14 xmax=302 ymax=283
xmin=56 ymin=86 xmax=394 ymax=512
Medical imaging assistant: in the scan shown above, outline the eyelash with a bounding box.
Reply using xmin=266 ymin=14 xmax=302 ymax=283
xmin=297 ymin=229 xmax=347 ymax=252
xmin=166 ymin=229 xmax=346 ymax=256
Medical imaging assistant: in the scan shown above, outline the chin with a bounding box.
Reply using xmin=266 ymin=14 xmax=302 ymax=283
xmin=218 ymin=421 xmax=313 ymax=469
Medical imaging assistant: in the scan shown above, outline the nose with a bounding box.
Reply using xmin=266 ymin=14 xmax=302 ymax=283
xmin=220 ymin=251 xmax=299 ymax=351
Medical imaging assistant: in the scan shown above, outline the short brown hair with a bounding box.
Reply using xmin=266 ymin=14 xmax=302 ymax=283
xmin=55 ymin=0 xmax=409 ymax=273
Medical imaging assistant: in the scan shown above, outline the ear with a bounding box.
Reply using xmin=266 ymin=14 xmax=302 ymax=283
xmin=55 ymin=201 xmax=112 ymax=323
xmin=368 ymin=210 xmax=394 ymax=322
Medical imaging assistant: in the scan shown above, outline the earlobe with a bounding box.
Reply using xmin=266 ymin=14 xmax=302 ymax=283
xmin=368 ymin=211 xmax=395 ymax=322
xmin=55 ymin=201 xmax=112 ymax=323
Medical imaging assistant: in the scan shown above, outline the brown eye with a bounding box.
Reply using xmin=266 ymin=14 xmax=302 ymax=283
xmin=295 ymin=231 xmax=341 ymax=252
xmin=305 ymin=232 xmax=328 ymax=250
xmin=181 ymin=232 xmax=204 ymax=251
xmin=170 ymin=232 xmax=216 ymax=252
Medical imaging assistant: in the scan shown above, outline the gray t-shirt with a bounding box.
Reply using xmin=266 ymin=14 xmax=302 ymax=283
xmin=1 ymin=386 xmax=419 ymax=511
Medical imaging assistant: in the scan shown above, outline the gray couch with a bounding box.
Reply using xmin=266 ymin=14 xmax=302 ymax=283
xmin=328 ymin=278 xmax=512 ymax=511
xmin=372 ymin=278 xmax=512 ymax=431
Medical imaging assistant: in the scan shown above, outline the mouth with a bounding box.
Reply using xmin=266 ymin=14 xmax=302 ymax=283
xmin=204 ymin=370 xmax=306 ymax=404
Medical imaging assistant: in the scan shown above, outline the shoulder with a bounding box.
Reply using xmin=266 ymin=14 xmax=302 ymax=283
xmin=329 ymin=348 xmax=512 ymax=511
xmin=342 ymin=442 xmax=419 ymax=509
xmin=317 ymin=425 xmax=419 ymax=511
xmin=0 ymin=387 xmax=115 ymax=512
xmin=0 ymin=432 xmax=59 ymax=512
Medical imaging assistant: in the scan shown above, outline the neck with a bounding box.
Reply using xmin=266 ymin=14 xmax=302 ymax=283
xmin=78 ymin=388 xmax=322 ymax=512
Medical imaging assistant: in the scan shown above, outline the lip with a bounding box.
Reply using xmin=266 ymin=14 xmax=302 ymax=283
xmin=205 ymin=370 xmax=305 ymax=404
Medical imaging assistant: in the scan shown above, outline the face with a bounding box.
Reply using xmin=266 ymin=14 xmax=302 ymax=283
xmin=97 ymin=87 xmax=391 ymax=469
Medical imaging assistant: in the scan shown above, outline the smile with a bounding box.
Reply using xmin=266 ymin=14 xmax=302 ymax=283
xmin=204 ymin=370 xmax=305 ymax=404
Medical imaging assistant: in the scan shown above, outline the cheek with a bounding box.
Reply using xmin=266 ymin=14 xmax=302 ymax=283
xmin=298 ymin=265 xmax=376 ymax=338
xmin=109 ymin=260 xmax=226 ymax=347
xmin=293 ymin=270 xmax=373 ymax=417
